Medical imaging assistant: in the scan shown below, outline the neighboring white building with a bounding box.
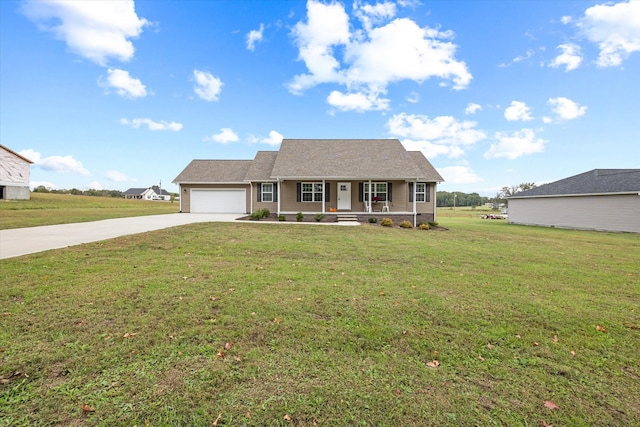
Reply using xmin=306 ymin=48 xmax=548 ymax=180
xmin=123 ymin=187 xmax=171 ymax=201
xmin=0 ymin=145 xmax=33 ymax=200
xmin=508 ymin=169 xmax=640 ymax=233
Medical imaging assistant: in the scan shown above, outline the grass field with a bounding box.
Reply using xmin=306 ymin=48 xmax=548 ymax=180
xmin=1 ymin=198 xmax=639 ymax=426
xmin=0 ymin=192 xmax=178 ymax=229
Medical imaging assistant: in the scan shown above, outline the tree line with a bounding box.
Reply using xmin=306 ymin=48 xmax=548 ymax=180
xmin=437 ymin=183 xmax=537 ymax=208
xmin=32 ymin=186 xmax=125 ymax=198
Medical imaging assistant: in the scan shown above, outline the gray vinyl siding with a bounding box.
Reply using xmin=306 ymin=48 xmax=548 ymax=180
xmin=508 ymin=194 xmax=640 ymax=233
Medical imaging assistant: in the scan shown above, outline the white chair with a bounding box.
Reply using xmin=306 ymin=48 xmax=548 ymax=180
xmin=381 ymin=200 xmax=390 ymax=212
xmin=363 ymin=200 xmax=370 ymax=212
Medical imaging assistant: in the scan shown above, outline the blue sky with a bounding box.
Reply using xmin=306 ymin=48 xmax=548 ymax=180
xmin=1 ymin=0 xmax=638 ymax=196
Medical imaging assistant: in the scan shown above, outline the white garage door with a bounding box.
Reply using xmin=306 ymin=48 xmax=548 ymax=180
xmin=191 ymin=189 xmax=246 ymax=213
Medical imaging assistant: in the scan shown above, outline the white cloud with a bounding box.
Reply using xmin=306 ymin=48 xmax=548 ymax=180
xmin=499 ymin=49 xmax=534 ymax=67
xmin=327 ymin=89 xmax=390 ymax=111
xmin=193 ymin=69 xmax=223 ymax=101
xmin=21 ymin=0 xmax=149 ymax=66
xmin=549 ymin=43 xmax=583 ymax=71
xmin=465 ymin=103 xmax=482 ymax=115
xmin=206 ymin=128 xmax=239 ymax=144
xmin=577 ymin=1 xmax=640 ymax=67
xmin=262 ymin=130 xmax=284 ymax=146
xmin=504 ymin=101 xmax=533 ymax=121
xmin=388 ymin=113 xmax=486 ymax=158
xmin=406 ymin=91 xmax=419 ymax=103
xmin=484 ymin=129 xmax=547 ymax=160
xmin=246 ymin=23 xmax=265 ymax=51
xmin=87 ymin=181 xmax=103 ymax=190
xmin=120 ymin=118 xmax=183 ymax=131
xmin=105 ymin=170 xmax=129 ymax=182
xmin=289 ymin=0 xmax=471 ymax=111
xmin=438 ymin=165 xmax=483 ymax=184
xmin=19 ymin=149 xmax=90 ymax=176
xmin=547 ymin=97 xmax=587 ymax=121
xmin=99 ymin=68 xmax=147 ymax=98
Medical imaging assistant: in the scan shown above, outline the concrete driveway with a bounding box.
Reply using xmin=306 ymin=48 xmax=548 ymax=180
xmin=0 ymin=213 xmax=241 ymax=259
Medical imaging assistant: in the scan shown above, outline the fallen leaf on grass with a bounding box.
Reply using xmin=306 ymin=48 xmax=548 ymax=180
xmin=122 ymin=332 xmax=136 ymax=339
xmin=552 ymin=335 xmax=558 ymax=343
xmin=487 ymin=343 xmax=495 ymax=350
xmin=478 ymin=355 xmax=485 ymax=361
xmin=426 ymin=360 xmax=440 ymax=368
xmin=212 ymin=413 xmax=222 ymax=425
xmin=543 ymin=400 xmax=560 ymax=410
xmin=571 ymin=350 xmax=576 ymax=357
xmin=216 ymin=350 xmax=224 ymax=359
xmin=81 ymin=404 xmax=95 ymax=413
xmin=542 ymin=421 xmax=554 ymax=427
xmin=245 ymin=412 xmax=251 ymax=418
xmin=379 ymin=291 xmax=385 ymax=296
xmin=283 ymin=414 xmax=292 ymax=422
xmin=623 ymin=322 xmax=639 ymax=330
xmin=210 ymin=295 xmax=217 ymax=301
xmin=596 ymin=325 xmax=607 ymax=333
xmin=532 ymin=342 xmax=540 ymax=347
xmin=274 ymin=317 xmax=281 ymax=324
xmin=224 ymin=342 xmax=233 ymax=350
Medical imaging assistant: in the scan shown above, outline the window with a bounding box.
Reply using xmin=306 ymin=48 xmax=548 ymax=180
xmin=302 ymin=182 xmax=323 ymax=202
xmin=415 ymin=183 xmax=426 ymax=202
xmin=261 ymin=183 xmax=273 ymax=202
xmin=364 ymin=182 xmax=388 ymax=202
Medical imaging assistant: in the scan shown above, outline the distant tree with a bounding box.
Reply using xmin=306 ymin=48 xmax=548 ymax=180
xmin=498 ymin=183 xmax=537 ymax=206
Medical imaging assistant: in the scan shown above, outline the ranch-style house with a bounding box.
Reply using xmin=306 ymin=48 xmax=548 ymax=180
xmin=173 ymin=139 xmax=444 ymax=224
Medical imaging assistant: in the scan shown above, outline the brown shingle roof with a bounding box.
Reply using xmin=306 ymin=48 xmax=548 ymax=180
xmin=244 ymin=151 xmax=278 ymax=181
xmin=173 ymin=139 xmax=445 ymax=184
xmin=172 ymin=160 xmax=252 ymax=184
xmin=271 ymin=139 xmax=439 ymax=180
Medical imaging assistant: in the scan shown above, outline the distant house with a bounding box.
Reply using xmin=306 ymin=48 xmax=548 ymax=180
xmin=0 ymin=144 xmax=33 ymax=200
xmin=173 ymin=139 xmax=444 ymax=224
xmin=124 ymin=187 xmax=171 ymax=201
xmin=508 ymin=169 xmax=640 ymax=233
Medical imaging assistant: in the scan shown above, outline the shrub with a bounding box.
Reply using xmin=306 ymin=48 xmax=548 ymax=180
xmin=261 ymin=208 xmax=270 ymax=217
xmin=380 ymin=218 xmax=393 ymax=227
xmin=428 ymin=221 xmax=438 ymax=227
xmin=368 ymin=217 xmax=378 ymax=224
xmin=314 ymin=213 xmax=325 ymax=222
xmin=296 ymin=212 xmax=304 ymax=222
xmin=278 ymin=215 xmax=286 ymax=221
xmin=249 ymin=210 xmax=263 ymax=220
xmin=418 ymin=223 xmax=430 ymax=230
xmin=399 ymin=220 xmax=413 ymax=228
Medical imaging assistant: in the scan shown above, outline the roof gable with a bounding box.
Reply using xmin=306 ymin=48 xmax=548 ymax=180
xmin=0 ymin=145 xmax=34 ymax=164
xmin=511 ymin=169 xmax=640 ymax=198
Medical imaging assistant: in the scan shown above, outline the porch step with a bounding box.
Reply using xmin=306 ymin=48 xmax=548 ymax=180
xmin=337 ymin=214 xmax=359 ymax=223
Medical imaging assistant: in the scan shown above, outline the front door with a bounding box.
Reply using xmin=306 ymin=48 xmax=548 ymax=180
xmin=337 ymin=182 xmax=351 ymax=210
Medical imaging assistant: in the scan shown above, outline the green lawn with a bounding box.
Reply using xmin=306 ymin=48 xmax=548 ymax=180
xmin=1 ymin=204 xmax=639 ymax=426
xmin=0 ymin=192 xmax=178 ymax=229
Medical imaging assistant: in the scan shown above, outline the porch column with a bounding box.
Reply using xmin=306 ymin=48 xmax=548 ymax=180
xmin=322 ymin=179 xmax=326 ymax=213
xmin=413 ymin=179 xmax=417 ymax=227
xmin=277 ymin=179 xmax=281 ymax=216
xmin=368 ymin=179 xmax=372 ymax=213
xmin=250 ymin=182 xmax=254 ymax=214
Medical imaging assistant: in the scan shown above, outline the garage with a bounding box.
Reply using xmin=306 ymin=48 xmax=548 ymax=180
xmin=190 ymin=189 xmax=246 ymax=213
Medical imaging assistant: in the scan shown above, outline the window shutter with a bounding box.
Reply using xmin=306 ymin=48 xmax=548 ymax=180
xmin=257 ymin=183 xmax=262 ymax=202
xmin=387 ymin=182 xmax=393 ymax=202
xmin=274 ymin=183 xmax=278 ymax=202
xmin=325 ymin=183 xmax=330 ymax=202
xmin=409 ymin=182 xmax=414 ymax=202
xmin=296 ymin=182 xmax=301 ymax=202
xmin=358 ymin=183 xmax=364 ymax=202
xmin=426 ymin=183 xmax=430 ymax=202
